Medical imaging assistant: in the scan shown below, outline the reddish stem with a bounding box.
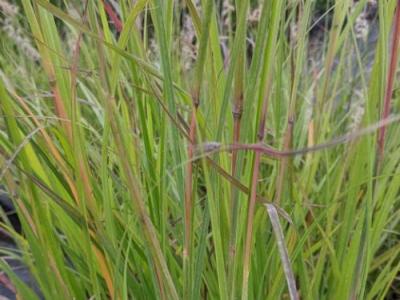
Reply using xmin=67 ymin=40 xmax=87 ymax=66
xmin=242 ymin=90 xmax=270 ymax=299
xmin=101 ymin=0 xmax=123 ymax=33
xmin=195 ymin=115 xmax=400 ymax=159
xmin=377 ymin=0 xmax=400 ymax=166
xmin=0 ymin=273 xmax=16 ymax=294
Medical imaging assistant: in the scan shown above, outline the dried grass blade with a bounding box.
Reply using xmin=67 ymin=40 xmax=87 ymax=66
xmin=265 ymin=204 xmax=298 ymax=300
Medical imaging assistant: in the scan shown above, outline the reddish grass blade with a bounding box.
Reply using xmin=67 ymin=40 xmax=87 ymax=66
xmin=0 ymin=272 xmax=16 ymax=294
xmin=242 ymin=87 xmax=270 ymax=300
xmin=377 ymin=0 xmax=400 ymax=167
xmin=101 ymin=0 xmax=123 ymax=33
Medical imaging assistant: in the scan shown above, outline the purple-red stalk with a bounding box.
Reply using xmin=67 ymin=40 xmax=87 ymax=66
xmin=377 ymin=0 xmax=400 ymax=167
xmin=101 ymin=0 xmax=123 ymax=33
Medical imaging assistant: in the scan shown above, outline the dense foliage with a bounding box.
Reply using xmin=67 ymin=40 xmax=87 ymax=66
xmin=0 ymin=0 xmax=399 ymax=299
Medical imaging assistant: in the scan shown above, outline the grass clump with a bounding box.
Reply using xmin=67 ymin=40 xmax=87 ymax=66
xmin=0 ymin=0 xmax=400 ymax=299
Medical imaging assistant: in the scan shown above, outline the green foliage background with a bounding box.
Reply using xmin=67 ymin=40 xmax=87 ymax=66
xmin=0 ymin=0 xmax=399 ymax=299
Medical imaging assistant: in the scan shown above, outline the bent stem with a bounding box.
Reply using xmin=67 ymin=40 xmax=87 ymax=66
xmin=193 ymin=114 xmax=400 ymax=160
